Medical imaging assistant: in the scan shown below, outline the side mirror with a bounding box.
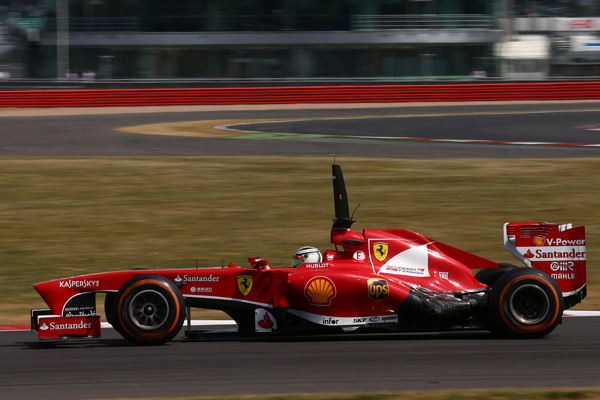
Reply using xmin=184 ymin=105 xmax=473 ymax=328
xmin=248 ymin=257 xmax=270 ymax=270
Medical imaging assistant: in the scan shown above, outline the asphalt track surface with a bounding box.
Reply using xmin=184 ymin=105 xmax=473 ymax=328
xmin=1 ymin=317 xmax=600 ymax=400
xmin=2 ymin=101 xmax=600 ymax=399
xmin=2 ymin=101 xmax=600 ymax=158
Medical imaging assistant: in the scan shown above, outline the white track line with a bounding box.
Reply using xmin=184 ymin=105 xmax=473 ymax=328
xmin=5 ymin=313 xmax=598 ymax=332
xmin=94 ymin=313 xmax=600 ymax=328
xmin=563 ymin=310 xmax=600 ymax=317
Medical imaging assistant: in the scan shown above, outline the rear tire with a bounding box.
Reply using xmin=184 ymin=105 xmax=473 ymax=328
xmin=487 ymin=268 xmax=563 ymax=338
xmin=115 ymin=275 xmax=185 ymax=345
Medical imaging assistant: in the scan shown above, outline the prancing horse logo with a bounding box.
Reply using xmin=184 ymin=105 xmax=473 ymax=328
xmin=373 ymin=242 xmax=389 ymax=262
xmin=237 ymin=275 xmax=253 ymax=296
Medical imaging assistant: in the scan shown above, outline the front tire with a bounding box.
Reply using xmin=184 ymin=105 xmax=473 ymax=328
xmin=104 ymin=292 xmax=124 ymax=336
xmin=115 ymin=275 xmax=185 ymax=345
xmin=487 ymin=268 xmax=563 ymax=339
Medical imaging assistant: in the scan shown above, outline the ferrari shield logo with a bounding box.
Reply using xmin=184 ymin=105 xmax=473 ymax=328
xmin=237 ymin=275 xmax=253 ymax=296
xmin=373 ymin=242 xmax=388 ymax=262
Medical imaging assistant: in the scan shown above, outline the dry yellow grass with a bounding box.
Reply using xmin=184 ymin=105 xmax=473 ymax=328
xmin=1 ymin=156 xmax=597 ymax=325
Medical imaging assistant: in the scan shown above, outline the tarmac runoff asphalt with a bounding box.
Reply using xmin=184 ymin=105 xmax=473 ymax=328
xmin=2 ymin=312 xmax=600 ymax=332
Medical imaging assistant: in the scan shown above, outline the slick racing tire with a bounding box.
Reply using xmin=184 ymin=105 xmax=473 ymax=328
xmin=104 ymin=292 xmax=124 ymax=335
xmin=115 ymin=274 xmax=185 ymax=346
xmin=487 ymin=268 xmax=564 ymax=339
xmin=105 ymin=268 xmax=150 ymax=336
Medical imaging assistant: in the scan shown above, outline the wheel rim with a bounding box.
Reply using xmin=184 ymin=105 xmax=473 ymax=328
xmin=509 ymin=284 xmax=550 ymax=325
xmin=128 ymin=290 xmax=170 ymax=330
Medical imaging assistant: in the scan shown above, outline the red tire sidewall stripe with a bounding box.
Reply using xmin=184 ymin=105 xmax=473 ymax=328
xmin=117 ymin=279 xmax=181 ymax=341
xmin=498 ymin=275 xmax=560 ymax=334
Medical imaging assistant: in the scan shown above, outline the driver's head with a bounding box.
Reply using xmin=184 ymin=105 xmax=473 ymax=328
xmin=292 ymin=246 xmax=323 ymax=267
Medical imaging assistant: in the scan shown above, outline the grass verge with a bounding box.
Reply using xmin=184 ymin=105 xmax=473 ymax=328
xmin=100 ymin=388 xmax=600 ymax=400
xmin=0 ymin=156 xmax=597 ymax=325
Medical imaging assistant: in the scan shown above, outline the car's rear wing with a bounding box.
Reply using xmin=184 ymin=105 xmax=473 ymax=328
xmin=504 ymin=222 xmax=586 ymax=309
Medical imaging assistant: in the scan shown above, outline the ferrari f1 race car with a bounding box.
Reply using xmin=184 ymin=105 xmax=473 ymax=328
xmin=31 ymin=163 xmax=587 ymax=345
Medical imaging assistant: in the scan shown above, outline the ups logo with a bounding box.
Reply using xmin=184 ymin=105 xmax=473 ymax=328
xmin=367 ymin=278 xmax=389 ymax=301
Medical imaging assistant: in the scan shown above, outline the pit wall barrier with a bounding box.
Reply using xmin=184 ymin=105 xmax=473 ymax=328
xmin=2 ymin=82 xmax=600 ymax=108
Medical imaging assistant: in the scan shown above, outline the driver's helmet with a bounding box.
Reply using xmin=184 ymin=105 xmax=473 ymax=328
xmin=292 ymin=246 xmax=323 ymax=267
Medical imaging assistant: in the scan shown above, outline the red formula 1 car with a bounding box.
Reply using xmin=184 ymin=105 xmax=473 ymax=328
xmin=31 ymin=164 xmax=587 ymax=345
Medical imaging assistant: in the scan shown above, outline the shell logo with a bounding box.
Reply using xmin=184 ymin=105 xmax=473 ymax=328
xmin=533 ymin=236 xmax=545 ymax=246
xmin=304 ymin=276 xmax=337 ymax=306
